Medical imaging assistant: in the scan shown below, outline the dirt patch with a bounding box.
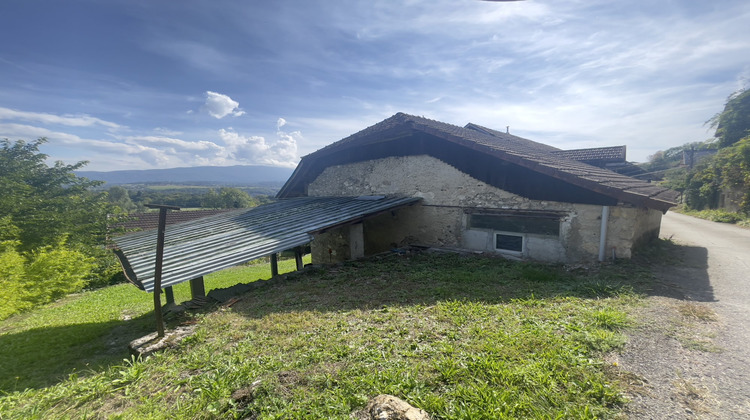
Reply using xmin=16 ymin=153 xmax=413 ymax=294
xmin=613 ymin=295 xmax=725 ymax=419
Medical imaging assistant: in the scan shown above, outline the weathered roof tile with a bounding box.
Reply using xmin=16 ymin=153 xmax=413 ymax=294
xmin=279 ymin=113 xmax=679 ymax=210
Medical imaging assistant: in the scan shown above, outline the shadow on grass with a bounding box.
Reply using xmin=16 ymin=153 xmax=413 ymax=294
xmin=225 ymin=251 xmax=649 ymax=321
xmin=0 ymin=312 xmax=154 ymax=393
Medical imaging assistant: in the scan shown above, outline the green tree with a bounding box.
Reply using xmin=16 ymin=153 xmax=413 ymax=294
xmin=708 ymin=89 xmax=750 ymax=148
xmin=107 ymin=186 xmax=138 ymax=212
xmin=0 ymin=138 xmax=112 ymax=251
xmin=219 ymin=187 xmax=256 ymax=208
xmin=0 ymin=138 xmax=117 ymax=318
xmin=201 ymin=187 xmax=257 ymax=208
xmin=200 ymin=189 xmax=221 ymax=208
xmin=683 ymin=135 xmax=750 ymax=213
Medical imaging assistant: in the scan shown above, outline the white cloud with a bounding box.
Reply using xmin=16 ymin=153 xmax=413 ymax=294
xmin=203 ymin=91 xmax=245 ymax=119
xmin=153 ymin=127 xmax=183 ymax=136
xmin=0 ymin=107 xmax=121 ymax=129
xmin=0 ymin=122 xmax=178 ymax=168
xmin=218 ymin=122 xmax=300 ymax=167
xmin=277 ymin=117 xmax=287 ymax=130
xmin=121 ymin=135 xmax=222 ymax=152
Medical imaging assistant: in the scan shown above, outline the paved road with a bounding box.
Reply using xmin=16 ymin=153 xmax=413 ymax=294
xmin=659 ymin=211 xmax=750 ymax=416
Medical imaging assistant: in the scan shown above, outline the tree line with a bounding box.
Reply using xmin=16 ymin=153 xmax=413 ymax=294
xmin=106 ymin=185 xmax=272 ymax=212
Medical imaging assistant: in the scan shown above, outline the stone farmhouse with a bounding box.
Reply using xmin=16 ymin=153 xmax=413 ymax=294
xmin=278 ymin=112 xmax=678 ymax=264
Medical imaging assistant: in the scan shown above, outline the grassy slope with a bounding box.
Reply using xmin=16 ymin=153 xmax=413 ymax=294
xmin=0 ymin=258 xmax=306 ymax=392
xmin=0 ymin=253 xmax=648 ymax=419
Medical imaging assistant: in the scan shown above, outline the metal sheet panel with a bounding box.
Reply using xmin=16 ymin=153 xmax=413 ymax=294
xmin=113 ymin=196 xmax=420 ymax=292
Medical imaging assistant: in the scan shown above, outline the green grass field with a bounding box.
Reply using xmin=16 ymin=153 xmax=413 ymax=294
xmin=0 ymin=257 xmax=307 ymax=393
xmin=0 ymin=252 xmax=649 ymax=419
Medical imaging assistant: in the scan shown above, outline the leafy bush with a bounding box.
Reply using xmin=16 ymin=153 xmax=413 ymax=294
xmin=25 ymin=243 xmax=95 ymax=304
xmin=682 ymin=209 xmax=746 ymax=224
xmin=0 ymin=138 xmax=117 ymax=317
xmin=0 ymin=240 xmax=94 ymax=320
xmin=0 ymin=241 xmax=30 ymax=319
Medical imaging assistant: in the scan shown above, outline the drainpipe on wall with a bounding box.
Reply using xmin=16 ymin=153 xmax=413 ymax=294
xmin=598 ymin=205 xmax=610 ymax=262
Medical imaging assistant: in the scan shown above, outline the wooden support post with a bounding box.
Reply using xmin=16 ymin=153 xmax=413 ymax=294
xmin=270 ymin=253 xmax=279 ymax=277
xmin=294 ymin=247 xmax=304 ymax=271
xmin=190 ymin=276 xmax=206 ymax=299
xmin=145 ymin=204 xmax=180 ymax=338
xmin=164 ymin=286 xmax=175 ymax=305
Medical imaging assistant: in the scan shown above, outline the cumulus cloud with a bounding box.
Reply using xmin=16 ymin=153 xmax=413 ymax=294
xmin=277 ymin=117 xmax=287 ymax=130
xmin=218 ymin=127 xmax=299 ymax=167
xmin=203 ymin=91 xmax=245 ymax=119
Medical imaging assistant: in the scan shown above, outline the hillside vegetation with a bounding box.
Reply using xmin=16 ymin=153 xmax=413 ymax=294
xmin=0 ymin=252 xmax=653 ymax=419
xmin=643 ymin=89 xmax=750 ymax=220
xmin=0 ymin=139 xmax=119 ymax=320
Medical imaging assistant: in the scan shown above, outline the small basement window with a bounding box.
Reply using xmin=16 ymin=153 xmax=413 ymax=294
xmin=495 ymin=233 xmax=523 ymax=253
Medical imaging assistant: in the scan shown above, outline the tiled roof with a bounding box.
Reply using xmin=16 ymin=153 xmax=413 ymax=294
xmin=463 ymin=123 xmax=562 ymax=153
xmin=552 ymin=146 xmax=626 ymax=163
xmin=279 ymin=113 xmax=678 ymax=211
xmin=115 ymin=209 xmax=234 ymax=233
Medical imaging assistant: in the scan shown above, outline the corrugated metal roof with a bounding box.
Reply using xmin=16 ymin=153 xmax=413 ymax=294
xmin=113 ymin=196 xmax=420 ymax=292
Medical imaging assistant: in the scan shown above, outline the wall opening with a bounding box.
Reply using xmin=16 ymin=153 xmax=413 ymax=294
xmin=469 ymin=214 xmax=560 ymax=236
xmin=495 ymin=232 xmax=524 ymax=254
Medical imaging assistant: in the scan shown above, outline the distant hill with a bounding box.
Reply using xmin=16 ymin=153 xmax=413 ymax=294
xmin=76 ymin=165 xmax=295 ymax=186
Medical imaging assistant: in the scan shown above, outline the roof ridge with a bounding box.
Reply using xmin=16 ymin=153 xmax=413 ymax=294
xmin=279 ymin=112 xmax=678 ymax=209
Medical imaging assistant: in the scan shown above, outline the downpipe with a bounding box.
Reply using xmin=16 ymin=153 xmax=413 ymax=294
xmin=598 ymin=205 xmax=610 ymax=262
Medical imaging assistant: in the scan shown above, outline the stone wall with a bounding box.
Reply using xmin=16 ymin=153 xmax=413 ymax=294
xmin=307 ymin=155 xmax=661 ymax=263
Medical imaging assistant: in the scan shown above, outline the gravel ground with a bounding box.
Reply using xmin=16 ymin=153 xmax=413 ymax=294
xmin=612 ymin=212 xmax=750 ymax=419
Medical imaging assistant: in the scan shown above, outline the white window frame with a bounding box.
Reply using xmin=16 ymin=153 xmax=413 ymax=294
xmin=494 ymin=231 xmax=524 ymax=257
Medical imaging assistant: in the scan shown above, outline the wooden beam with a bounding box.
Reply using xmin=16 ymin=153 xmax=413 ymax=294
xmin=294 ymin=247 xmax=304 ymax=271
xmin=190 ymin=276 xmax=206 ymax=299
xmin=164 ymin=286 xmax=174 ymax=305
xmin=270 ymin=253 xmax=279 ymax=277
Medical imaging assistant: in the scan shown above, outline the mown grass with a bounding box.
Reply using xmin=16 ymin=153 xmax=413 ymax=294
xmin=0 ymin=252 xmax=646 ymax=419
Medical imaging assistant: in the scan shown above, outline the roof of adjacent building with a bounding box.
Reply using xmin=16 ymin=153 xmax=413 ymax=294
xmin=278 ymin=112 xmax=678 ymax=211
xmin=112 ymin=196 xmax=420 ymax=292
xmin=551 ymin=146 xmax=627 ymax=163
xmin=114 ymin=209 xmax=234 ymax=233
xmin=463 ymin=122 xmax=562 ymax=153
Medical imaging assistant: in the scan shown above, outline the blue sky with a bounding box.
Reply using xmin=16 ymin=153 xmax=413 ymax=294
xmin=1 ymin=0 xmax=748 ymax=171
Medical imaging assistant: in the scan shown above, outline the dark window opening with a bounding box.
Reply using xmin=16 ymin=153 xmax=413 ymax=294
xmin=469 ymin=214 xmax=560 ymax=236
xmin=496 ymin=233 xmax=523 ymax=252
